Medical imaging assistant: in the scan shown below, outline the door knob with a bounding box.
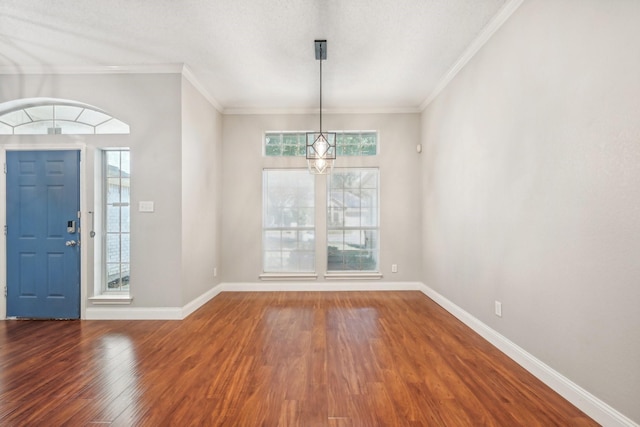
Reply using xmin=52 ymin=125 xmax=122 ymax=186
xmin=65 ymin=240 xmax=78 ymax=247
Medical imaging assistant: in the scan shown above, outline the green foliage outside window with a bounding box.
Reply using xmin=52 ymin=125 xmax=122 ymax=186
xmin=265 ymin=131 xmax=377 ymax=157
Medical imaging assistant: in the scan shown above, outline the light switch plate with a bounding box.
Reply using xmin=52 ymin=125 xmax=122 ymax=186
xmin=139 ymin=201 xmax=155 ymax=212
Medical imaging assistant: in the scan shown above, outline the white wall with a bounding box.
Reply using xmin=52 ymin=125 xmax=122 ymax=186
xmin=221 ymin=113 xmax=422 ymax=283
xmin=421 ymin=0 xmax=640 ymax=423
xmin=0 ymin=73 xmax=184 ymax=309
xmin=181 ymin=77 xmax=223 ymax=304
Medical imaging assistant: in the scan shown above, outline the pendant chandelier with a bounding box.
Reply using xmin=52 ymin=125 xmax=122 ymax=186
xmin=306 ymin=40 xmax=336 ymax=175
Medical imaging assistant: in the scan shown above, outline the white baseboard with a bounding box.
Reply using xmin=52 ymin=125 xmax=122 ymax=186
xmin=85 ymin=283 xmax=224 ymax=320
xmin=419 ymin=284 xmax=638 ymax=427
xmin=182 ymin=284 xmax=225 ymax=318
xmin=222 ymin=281 xmax=423 ymax=292
xmin=83 ymin=282 xmax=421 ymax=319
xmin=85 ymin=306 xmax=183 ymax=320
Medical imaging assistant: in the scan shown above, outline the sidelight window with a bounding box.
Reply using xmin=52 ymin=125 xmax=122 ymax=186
xmin=104 ymin=150 xmax=131 ymax=292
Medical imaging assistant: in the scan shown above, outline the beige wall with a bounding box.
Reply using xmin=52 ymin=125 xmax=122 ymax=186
xmin=421 ymin=0 xmax=640 ymax=422
xmin=221 ymin=113 xmax=422 ymax=283
xmin=181 ymin=77 xmax=223 ymax=304
xmin=1 ymin=72 xmax=225 ymax=314
xmin=0 ymin=73 xmax=185 ymax=308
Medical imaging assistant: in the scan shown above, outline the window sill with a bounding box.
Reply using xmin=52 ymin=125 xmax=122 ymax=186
xmin=259 ymin=273 xmax=318 ymax=281
xmin=89 ymin=295 xmax=133 ymax=305
xmin=324 ymin=272 xmax=383 ymax=280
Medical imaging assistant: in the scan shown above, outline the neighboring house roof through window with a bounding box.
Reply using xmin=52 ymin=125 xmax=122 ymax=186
xmin=0 ymin=97 xmax=130 ymax=135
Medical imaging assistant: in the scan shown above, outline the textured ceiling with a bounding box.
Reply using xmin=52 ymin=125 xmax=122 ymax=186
xmin=0 ymin=0 xmax=516 ymax=112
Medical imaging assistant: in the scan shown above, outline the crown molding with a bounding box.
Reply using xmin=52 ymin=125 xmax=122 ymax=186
xmin=0 ymin=62 xmax=415 ymax=115
xmin=222 ymin=106 xmax=422 ymax=116
xmin=0 ymin=62 xmax=225 ymax=113
xmin=0 ymin=63 xmax=185 ymax=75
xmin=180 ymin=65 xmax=224 ymax=113
xmin=419 ymin=0 xmax=525 ymax=111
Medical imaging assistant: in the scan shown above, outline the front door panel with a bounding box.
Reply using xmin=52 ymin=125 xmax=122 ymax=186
xmin=6 ymin=150 xmax=80 ymax=319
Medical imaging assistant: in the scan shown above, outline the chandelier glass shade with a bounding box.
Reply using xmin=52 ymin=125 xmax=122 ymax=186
xmin=306 ymin=131 xmax=336 ymax=174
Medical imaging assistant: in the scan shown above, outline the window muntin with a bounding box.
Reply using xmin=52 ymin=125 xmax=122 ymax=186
xmin=265 ymin=133 xmax=307 ymax=157
xmin=336 ymin=132 xmax=377 ymax=156
xmin=327 ymin=168 xmax=379 ymax=272
xmin=263 ymin=170 xmax=315 ymax=273
xmin=265 ymin=131 xmax=377 ymax=157
xmin=104 ymin=150 xmax=131 ymax=292
xmin=0 ymin=98 xmax=130 ymax=135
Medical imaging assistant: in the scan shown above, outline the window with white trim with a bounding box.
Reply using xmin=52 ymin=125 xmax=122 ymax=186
xmin=263 ymin=169 xmax=315 ymax=273
xmin=0 ymin=98 xmax=130 ymax=135
xmin=104 ymin=150 xmax=131 ymax=292
xmin=265 ymin=131 xmax=377 ymax=157
xmin=327 ymin=168 xmax=379 ymax=272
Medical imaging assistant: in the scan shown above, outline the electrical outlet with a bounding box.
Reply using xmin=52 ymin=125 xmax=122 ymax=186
xmin=494 ymin=301 xmax=502 ymax=317
xmin=391 ymin=264 xmax=398 ymax=273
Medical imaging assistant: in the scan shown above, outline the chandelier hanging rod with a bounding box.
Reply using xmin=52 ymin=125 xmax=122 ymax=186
xmin=306 ymin=39 xmax=336 ymax=175
xmin=316 ymin=40 xmax=326 ymax=132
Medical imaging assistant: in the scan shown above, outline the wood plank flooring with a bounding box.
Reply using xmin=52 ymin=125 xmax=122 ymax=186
xmin=0 ymin=292 xmax=597 ymax=426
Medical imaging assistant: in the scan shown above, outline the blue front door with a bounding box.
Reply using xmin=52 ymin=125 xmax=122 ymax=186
xmin=6 ymin=150 xmax=80 ymax=319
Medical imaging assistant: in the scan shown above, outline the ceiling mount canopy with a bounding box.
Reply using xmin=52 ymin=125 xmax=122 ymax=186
xmin=306 ymin=40 xmax=336 ymax=175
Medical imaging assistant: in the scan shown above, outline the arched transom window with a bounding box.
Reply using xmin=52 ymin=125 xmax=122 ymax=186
xmin=0 ymin=98 xmax=130 ymax=135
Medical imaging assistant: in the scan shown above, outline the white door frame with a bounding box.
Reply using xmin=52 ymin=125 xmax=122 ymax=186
xmin=1 ymin=142 xmax=88 ymax=320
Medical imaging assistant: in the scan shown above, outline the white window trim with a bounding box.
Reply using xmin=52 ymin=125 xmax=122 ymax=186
xmin=324 ymin=272 xmax=383 ymax=280
xmin=94 ymin=148 xmax=131 ymax=299
xmin=264 ymin=130 xmax=378 ymax=157
xmin=259 ymin=273 xmax=319 ymax=281
xmin=0 ymin=97 xmax=130 ymax=135
xmin=88 ymin=294 xmax=133 ymax=305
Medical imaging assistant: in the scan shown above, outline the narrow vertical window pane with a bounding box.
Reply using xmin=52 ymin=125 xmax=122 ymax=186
xmin=107 ymin=178 xmax=122 ymax=203
xmin=121 ymin=234 xmax=130 ymax=263
xmin=120 ymin=179 xmax=130 ymax=203
xmin=121 ymin=206 xmax=130 ymax=233
xmin=263 ymin=170 xmax=315 ymax=273
xmin=107 ymin=264 xmax=121 ymax=289
xmin=104 ymin=149 xmax=131 ymax=293
xmin=106 ymin=205 xmax=120 ymax=232
xmin=120 ymin=151 xmax=131 ymax=173
xmin=106 ymin=234 xmax=120 ymax=263
xmin=106 ymin=151 xmax=121 ymax=176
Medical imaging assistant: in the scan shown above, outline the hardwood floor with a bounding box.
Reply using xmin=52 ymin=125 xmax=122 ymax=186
xmin=0 ymin=292 xmax=597 ymax=426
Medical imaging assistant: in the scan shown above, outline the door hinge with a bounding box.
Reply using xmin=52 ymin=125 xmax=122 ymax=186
xmin=3 ymin=225 xmax=6 ymax=236
xmin=4 ymin=286 xmax=6 ymax=297
xmin=3 ymin=163 xmax=6 ymax=174
xmin=78 ymin=211 xmax=81 ymax=219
